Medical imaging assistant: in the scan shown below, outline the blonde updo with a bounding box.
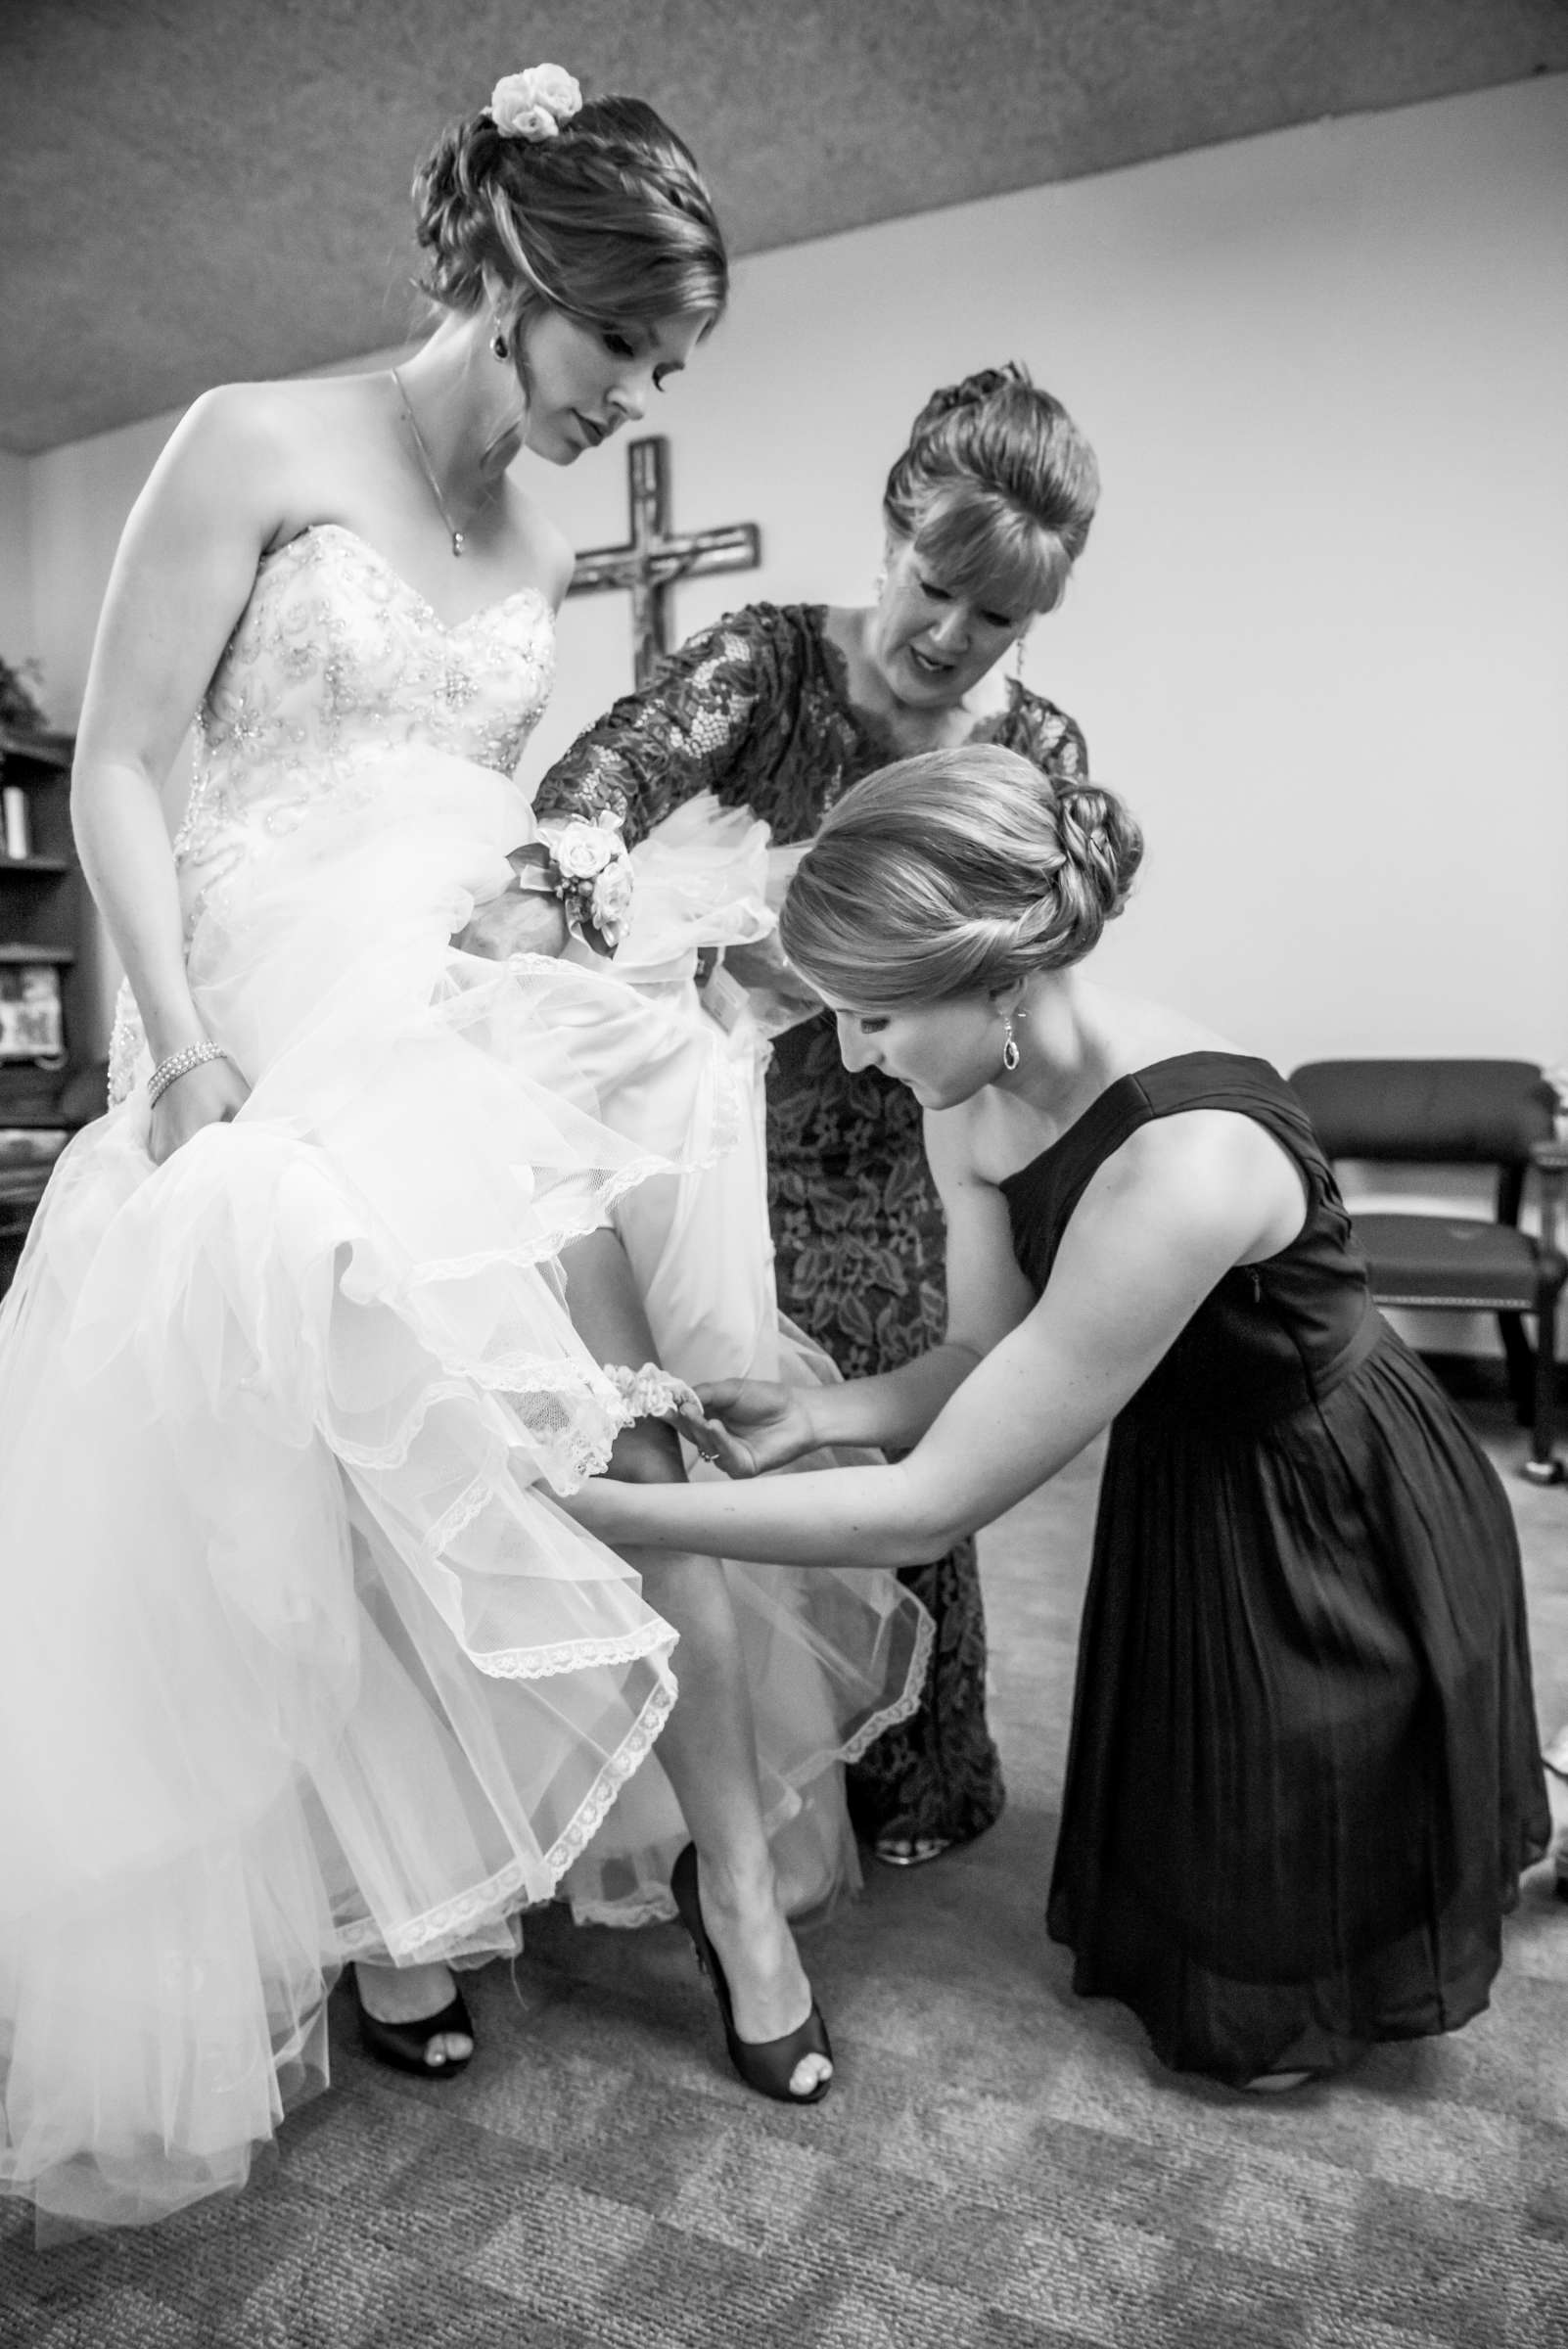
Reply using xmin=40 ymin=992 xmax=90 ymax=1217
xmin=412 ymin=91 xmax=727 ymax=332
xmin=780 ymin=745 xmax=1142 ymax=1009
xmin=883 ymin=364 xmax=1099 ymax=617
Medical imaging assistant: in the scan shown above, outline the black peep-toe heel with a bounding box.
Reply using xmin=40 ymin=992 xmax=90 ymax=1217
xmin=348 ymin=1966 xmax=475 ymax=2080
xmin=669 ymin=1843 xmax=833 ymax=2105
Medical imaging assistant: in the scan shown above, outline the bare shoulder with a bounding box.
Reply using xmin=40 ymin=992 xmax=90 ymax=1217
xmin=109 ymin=383 xmax=325 ymax=580
xmin=1078 ymin=1108 xmax=1304 ymax=1260
xmin=185 ymin=374 xmax=372 ymax=458
xmin=154 ymin=379 xmax=357 ymax=535
xmin=162 ymin=381 xmax=306 ymax=480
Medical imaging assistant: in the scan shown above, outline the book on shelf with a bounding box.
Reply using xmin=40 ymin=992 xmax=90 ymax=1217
xmin=0 ymin=1128 xmax=68 ymax=1168
xmin=0 ymin=962 xmax=65 ymax=1064
xmin=1 ymin=786 xmax=30 ymax=861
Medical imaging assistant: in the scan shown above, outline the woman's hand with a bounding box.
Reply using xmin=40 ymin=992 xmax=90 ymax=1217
xmin=677 ymin=1378 xmax=821 ymax=1478
xmin=719 ymin=938 xmax=822 ymax=1009
xmin=708 ymin=941 xmax=824 ymax=1041
xmin=148 ymin=1054 xmax=251 ymax=1167
xmin=451 ymin=878 xmax=569 ymax=961
xmin=719 ymin=937 xmax=792 ymax=990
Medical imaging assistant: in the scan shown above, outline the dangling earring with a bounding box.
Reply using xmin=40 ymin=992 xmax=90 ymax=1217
xmin=1012 ymin=630 xmax=1031 ymax=683
xmin=490 ymin=317 xmax=509 ymax=361
xmin=1001 ymin=1014 xmax=1021 ymax=1074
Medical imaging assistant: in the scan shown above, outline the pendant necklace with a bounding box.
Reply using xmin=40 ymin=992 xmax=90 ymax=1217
xmin=391 ymin=368 xmax=472 ymax=557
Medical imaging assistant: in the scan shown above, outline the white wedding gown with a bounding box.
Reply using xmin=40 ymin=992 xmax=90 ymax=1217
xmin=0 ymin=525 xmax=929 ymax=2232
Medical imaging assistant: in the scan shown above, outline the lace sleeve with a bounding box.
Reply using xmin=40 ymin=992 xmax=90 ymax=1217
xmin=536 ymin=614 xmax=768 ymax=849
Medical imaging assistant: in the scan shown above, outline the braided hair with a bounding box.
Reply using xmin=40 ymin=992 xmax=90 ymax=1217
xmin=412 ymin=92 xmax=727 ymax=333
xmin=780 ymin=745 xmax=1142 ymax=1009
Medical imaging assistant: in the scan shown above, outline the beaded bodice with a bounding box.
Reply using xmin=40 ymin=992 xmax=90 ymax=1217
xmin=108 ymin=525 xmax=556 ymax=1108
xmin=172 ymin=524 xmax=555 ymax=894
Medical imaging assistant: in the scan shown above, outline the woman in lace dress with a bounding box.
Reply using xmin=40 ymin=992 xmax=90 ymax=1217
xmin=537 ymin=365 xmax=1097 ymax=1864
xmin=0 ymin=69 xmax=929 ymax=2233
xmin=569 ymin=744 xmax=1549 ymax=2088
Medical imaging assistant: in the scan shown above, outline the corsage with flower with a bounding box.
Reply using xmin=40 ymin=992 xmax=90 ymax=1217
xmin=488 ymin=66 xmax=582 ymax=142
xmin=511 ymin=809 xmax=634 ymax=957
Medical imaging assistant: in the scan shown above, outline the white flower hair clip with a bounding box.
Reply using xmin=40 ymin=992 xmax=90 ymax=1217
xmin=488 ymin=65 xmax=582 ymax=142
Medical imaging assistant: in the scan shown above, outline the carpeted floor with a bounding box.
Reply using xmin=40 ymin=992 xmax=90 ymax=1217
xmin=4 ymin=1388 xmax=1567 ymax=2348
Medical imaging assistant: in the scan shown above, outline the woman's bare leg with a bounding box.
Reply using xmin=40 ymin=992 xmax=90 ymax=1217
xmin=561 ymin=1226 xmax=830 ymax=2096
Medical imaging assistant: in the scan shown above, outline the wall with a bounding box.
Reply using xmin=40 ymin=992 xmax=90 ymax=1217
xmin=0 ymin=453 xmax=36 ymax=685
xmin=8 ymin=78 xmax=1565 ymax=1125
xmin=26 ymin=414 xmax=175 ymax=729
xmin=535 ymin=73 xmax=1568 ymax=1084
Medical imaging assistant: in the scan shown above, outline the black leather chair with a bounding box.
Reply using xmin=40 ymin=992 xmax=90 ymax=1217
xmin=1288 ymin=1058 xmax=1567 ymax=1484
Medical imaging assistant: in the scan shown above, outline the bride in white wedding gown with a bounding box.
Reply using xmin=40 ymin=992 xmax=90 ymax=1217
xmin=0 ymin=69 xmax=927 ymax=2233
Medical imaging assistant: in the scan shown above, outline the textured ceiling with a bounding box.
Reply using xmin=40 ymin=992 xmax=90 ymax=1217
xmin=3 ymin=0 xmax=1564 ymax=454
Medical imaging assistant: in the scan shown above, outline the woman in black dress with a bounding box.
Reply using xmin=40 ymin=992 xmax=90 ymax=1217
xmin=536 ymin=365 xmax=1097 ymax=1865
xmin=566 ymin=743 xmax=1549 ymax=2086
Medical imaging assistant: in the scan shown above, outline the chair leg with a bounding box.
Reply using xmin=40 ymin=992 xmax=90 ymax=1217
xmin=1523 ymin=1299 xmax=1565 ymax=1487
xmin=1499 ymin=1312 xmax=1534 ymax=1426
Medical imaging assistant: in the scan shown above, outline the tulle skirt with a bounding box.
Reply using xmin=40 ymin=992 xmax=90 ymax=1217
xmin=0 ymin=756 xmax=929 ymax=2230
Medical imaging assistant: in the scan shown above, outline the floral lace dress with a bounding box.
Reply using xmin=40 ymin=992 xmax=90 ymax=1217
xmin=539 ymin=601 xmax=1090 ymax=1849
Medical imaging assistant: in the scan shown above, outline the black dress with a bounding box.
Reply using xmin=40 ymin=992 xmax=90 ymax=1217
xmin=1001 ymin=1051 xmax=1549 ymax=2082
xmin=539 ymin=603 xmax=1089 ymax=1851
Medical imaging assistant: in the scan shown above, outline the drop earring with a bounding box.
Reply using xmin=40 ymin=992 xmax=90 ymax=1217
xmin=1001 ymin=1014 xmax=1021 ymax=1074
xmin=1012 ymin=631 xmax=1031 ymax=683
xmin=490 ymin=318 xmax=509 ymax=361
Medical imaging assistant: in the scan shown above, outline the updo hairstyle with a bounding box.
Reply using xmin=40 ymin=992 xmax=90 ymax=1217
xmin=883 ymin=364 xmax=1100 ymax=618
xmin=412 ymin=94 xmax=727 ymax=334
xmin=780 ymin=745 xmax=1142 ymax=1010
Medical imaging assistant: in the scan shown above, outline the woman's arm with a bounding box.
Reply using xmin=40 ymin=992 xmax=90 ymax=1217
xmin=567 ymin=1109 xmax=1302 ymax=1564
xmin=72 ymin=387 xmax=291 ymax=1150
xmin=533 ymin=612 xmax=768 ymax=846
xmin=690 ymin=1105 xmax=1037 ymax=1471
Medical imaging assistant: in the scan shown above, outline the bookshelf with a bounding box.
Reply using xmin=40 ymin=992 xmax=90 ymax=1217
xmin=0 ymin=723 xmax=97 ymax=1290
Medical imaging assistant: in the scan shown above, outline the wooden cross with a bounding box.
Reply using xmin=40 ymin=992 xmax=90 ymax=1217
xmin=567 ymin=436 xmax=761 ymax=689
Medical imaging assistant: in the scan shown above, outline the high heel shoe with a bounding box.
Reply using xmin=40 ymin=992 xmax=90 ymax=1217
xmin=872 ymin=1832 xmax=954 ymax=1868
xmin=669 ymin=1843 xmax=833 ymax=2105
xmin=347 ymin=1964 xmax=475 ymax=2080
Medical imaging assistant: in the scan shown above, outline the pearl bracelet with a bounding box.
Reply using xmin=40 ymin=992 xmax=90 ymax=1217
xmin=147 ymin=1039 xmax=234 ymax=1109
